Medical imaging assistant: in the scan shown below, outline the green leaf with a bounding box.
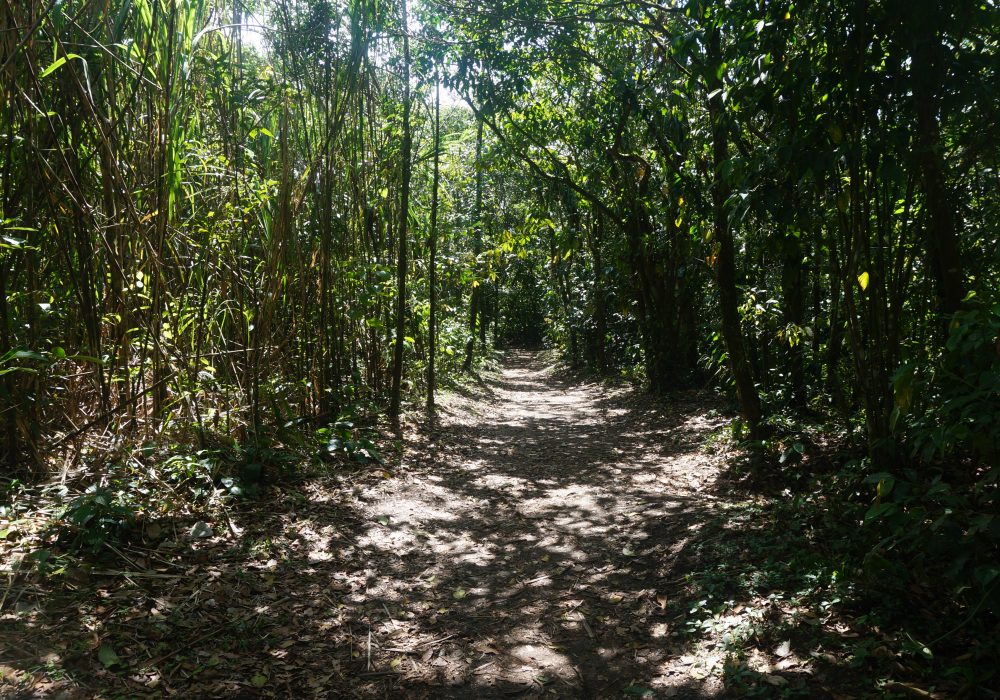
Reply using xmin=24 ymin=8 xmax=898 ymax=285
xmin=98 ymin=643 xmax=121 ymax=668
xmin=863 ymin=502 xmax=896 ymax=524
xmin=40 ymin=54 xmax=81 ymax=79
xmin=250 ymin=673 xmax=267 ymax=687
xmin=0 ymin=367 xmax=37 ymax=376
xmin=40 ymin=57 xmax=67 ymax=78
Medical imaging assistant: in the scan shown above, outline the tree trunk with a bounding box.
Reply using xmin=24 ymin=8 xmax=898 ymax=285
xmin=910 ymin=12 xmax=964 ymax=320
xmin=707 ymin=27 xmax=764 ymax=440
xmin=781 ymin=226 xmax=806 ymax=410
xmin=587 ymin=211 xmax=608 ymax=373
xmin=388 ymin=0 xmax=411 ymax=428
xmin=462 ymin=121 xmax=484 ymax=372
xmin=427 ymin=78 xmax=440 ymax=416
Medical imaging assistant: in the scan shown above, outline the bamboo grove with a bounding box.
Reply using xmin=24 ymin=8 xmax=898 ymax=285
xmin=1 ymin=0 xmax=489 ymax=468
xmin=2 ymin=0 xmax=998 ymax=556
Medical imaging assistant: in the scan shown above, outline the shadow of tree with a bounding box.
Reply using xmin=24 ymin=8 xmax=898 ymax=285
xmin=1 ymin=350 xmax=872 ymax=698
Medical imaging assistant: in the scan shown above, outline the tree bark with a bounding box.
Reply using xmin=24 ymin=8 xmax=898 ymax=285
xmin=389 ymin=0 xmax=411 ymax=428
xmin=462 ymin=121 xmax=484 ymax=372
xmin=707 ymin=27 xmax=765 ymax=439
xmin=910 ymin=10 xmax=964 ymax=320
xmin=781 ymin=225 xmax=806 ymax=410
xmin=427 ymin=78 xmax=440 ymax=416
xmin=587 ymin=210 xmax=608 ymax=373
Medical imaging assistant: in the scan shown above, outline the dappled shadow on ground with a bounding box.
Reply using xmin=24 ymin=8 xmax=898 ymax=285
xmin=1 ymin=351 xmax=869 ymax=698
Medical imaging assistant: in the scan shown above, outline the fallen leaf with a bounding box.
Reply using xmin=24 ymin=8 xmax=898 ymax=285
xmin=250 ymin=673 xmax=267 ymax=687
xmin=453 ymin=588 xmax=467 ymax=600
xmin=775 ymin=640 xmax=791 ymax=657
xmin=472 ymin=640 xmax=499 ymax=654
xmin=97 ymin=643 xmax=121 ymax=668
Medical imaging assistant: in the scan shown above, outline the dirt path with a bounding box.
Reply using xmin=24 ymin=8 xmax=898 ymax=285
xmin=4 ymin=350 xmax=799 ymax=699
xmin=340 ymin=351 xmax=732 ymax=697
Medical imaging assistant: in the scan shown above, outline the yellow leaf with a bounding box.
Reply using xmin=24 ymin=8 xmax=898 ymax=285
xmin=857 ymin=271 xmax=870 ymax=291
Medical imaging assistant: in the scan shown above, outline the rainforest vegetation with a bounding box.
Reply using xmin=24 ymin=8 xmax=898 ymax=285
xmin=1 ymin=0 xmax=998 ymax=696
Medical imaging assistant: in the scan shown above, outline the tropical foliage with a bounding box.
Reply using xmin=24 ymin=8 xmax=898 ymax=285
xmin=1 ymin=0 xmax=997 ymax=691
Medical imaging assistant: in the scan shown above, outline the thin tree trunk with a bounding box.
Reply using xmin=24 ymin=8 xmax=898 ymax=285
xmin=389 ymin=0 xmax=411 ymax=427
xmin=427 ymin=77 xmax=440 ymax=416
xmin=707 ymin=26 xmax=764 ymax=440
xmin=587 ymin=210 xmax=608 ymax=373
xmin=781 ymin=224 xmax=806 ymax=410
xmin=463 ymin=121 xmax=484 ymax=372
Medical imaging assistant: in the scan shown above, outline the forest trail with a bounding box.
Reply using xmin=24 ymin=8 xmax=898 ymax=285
xmin=341 ymin=350 xmax=733 ymax=697
xmin=4 ymin=351 xmax=851 ymax=699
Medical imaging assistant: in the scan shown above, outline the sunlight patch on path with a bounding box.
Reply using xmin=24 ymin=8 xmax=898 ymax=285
xmin=344 ymin=352 xmax=730 ymax=696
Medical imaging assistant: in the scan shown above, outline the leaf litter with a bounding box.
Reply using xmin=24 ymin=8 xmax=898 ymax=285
xmin=0 ymin=351 xmax=881 ymax=698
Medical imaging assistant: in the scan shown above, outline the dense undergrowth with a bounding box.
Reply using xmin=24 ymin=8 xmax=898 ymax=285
xmin=680 ymin=396 xmax=1000 ymax=696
